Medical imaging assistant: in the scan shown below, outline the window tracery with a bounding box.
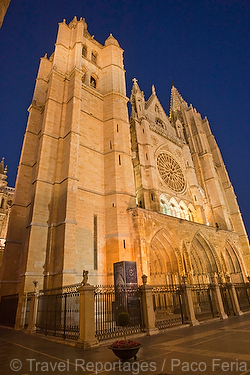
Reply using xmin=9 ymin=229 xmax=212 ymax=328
xmin=159 ymin=194 xmax=194 ymax=222
xmin=157 ymin=152 xmax=185 ymax=193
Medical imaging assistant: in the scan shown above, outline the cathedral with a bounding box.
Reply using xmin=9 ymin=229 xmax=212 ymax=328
xmin=0 ymin=17 xmax=249 ymax=304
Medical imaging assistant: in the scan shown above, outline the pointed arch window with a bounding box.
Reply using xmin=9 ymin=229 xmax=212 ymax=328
xmin=90 ymin=75 xmax=97 ymax=88
xmin=160 ymin=194 xmax=171 ymax=215
xmin=82 ymin=45 xmax=87 ymax=58
xmin=91 ymin=51 xmax=98 ymax=64
xmin=179 ymin=201 xmax=189 ymax=220
xmin=155 ymin=118 xmax=164 ymax=128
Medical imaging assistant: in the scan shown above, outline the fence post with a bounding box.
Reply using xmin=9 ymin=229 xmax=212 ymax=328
xmin=226 ymin=275 xmax=243 ymax=316
xmin=139 ymin=275 xmax=159 ymax=335
xmin=181 ymin=276 xmax=199 ymax=326
xmin=76 ymin=281 xmax=99 ymax=348
xmin=210 ymin=274 xmax=228 ymax=320
xmin=25 ymin=281 xmax=39 ymax=333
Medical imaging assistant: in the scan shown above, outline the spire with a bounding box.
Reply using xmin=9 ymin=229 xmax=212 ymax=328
xmin=131 ymin=77 xmax=140 ymax=94
xmin=0 ymin=157 xmax=7 ymax=175
xmin=104 ymin=33 xmax=120 ymax=47
xmin=130 ymin=78 xmax=145 ymax=119
xmin=170 ymin=85 xmax=188 ymax=117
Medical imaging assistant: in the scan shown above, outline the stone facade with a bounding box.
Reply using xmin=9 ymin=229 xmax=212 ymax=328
xmin=129 ymin=82 xmax=250 ymax=285
xmin=0 ymin=17 xmax=249 ymax=304
xmin=0 ymin=158 xmax=14 ymax=266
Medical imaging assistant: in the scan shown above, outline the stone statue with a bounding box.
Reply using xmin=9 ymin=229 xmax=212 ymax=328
xmin=81 ymin=270 xmax=89 ymax=286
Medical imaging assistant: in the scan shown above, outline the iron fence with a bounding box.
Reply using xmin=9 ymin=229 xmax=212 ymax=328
xmin=235 ymin=283 xmax=250 ymax=312
xmin=191 ymin=284 xmax=216 ymax=320
xmin=36 ymin=284 xmax=80 ymax=340
xmin=95 ymin=285 xmax=143 ymax=341
xmin=152 ymin=285 xmax=184 ymax=329
xmin=20 ymin=280 xmax=250 ymax=342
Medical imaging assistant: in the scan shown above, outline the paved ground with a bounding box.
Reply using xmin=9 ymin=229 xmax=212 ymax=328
xmin=1 ymin=313 xmax=250 ymax=375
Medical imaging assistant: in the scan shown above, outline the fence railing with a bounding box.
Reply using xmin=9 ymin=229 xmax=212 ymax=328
xmin=36 ymin=284 xmax=80 ymax=340
xmin=94 ymin=285 xmax=143 ymax=341
xmin=235 ymin=283 xmax=250 ymax=312
xmin=191 ymin=284 xmax=216 ymax=320
xmin=152 ymin=285 xmax=184 ymax=329
xmin=18 ymin=281 xmax=250 ymax=342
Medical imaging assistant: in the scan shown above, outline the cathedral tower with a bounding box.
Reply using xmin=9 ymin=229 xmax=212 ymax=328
xmin=0 ymin=17 xmax=136 ymax=298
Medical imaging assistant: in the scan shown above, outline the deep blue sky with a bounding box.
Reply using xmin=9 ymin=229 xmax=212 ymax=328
xmin=0 ymin=0 xmax=249 ymax=236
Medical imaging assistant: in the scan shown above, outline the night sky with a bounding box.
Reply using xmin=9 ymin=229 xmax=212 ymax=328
xmin=1 ymin=0 xmax=249 ymax=236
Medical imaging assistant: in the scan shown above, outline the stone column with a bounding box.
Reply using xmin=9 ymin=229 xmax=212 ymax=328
xmin=76 ymin=283 xmax=99 ymax=348
xmin=181 ymin=276 xmax=199 ymax=326
xmin=210 ymin=274 xmax=228 ymax=320
xmin=226 ymin=275 xmax=243 ymax=316
xmin=139 ymin=274 xmax=159 ymax=335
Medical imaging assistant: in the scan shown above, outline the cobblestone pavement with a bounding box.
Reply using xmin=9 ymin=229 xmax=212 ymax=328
xmin=1 ymin=313 xmax=250 ymax=375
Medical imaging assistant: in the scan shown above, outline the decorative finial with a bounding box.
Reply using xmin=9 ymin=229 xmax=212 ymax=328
xmin=152 ymin=85 xmax=156 ymax=95
xmin=142 ymin=274 xmax=148 ymax=285
xmin=81 ymin=270 xmax=89 ymax=286
xmin=33 ymin=280 xmax=39 ymax=293
xmin=132 ymin=78 xmax=138 ymax=85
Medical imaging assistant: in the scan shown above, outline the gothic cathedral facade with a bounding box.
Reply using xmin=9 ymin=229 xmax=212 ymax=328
xmin=0 ymin=17 xmax=249 ymax=300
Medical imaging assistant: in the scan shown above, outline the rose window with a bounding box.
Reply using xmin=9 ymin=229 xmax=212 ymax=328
xmin=157 ymin=152 xmax=185 ymax=192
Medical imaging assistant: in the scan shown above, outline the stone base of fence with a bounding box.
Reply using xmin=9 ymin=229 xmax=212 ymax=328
xmin=139 ymin=280 xmax=159 ymax=336
xmin=77 ymin=284 xmax=99 ymax=348
xmin=25 ymin=291 xmax=39 ymax=333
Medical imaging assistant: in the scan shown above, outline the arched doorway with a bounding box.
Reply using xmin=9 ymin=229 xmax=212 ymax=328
xmin=149 ymin=229 xmax=180 ymax=285
xmin=190 ymin=232 xmax=219 ymax=284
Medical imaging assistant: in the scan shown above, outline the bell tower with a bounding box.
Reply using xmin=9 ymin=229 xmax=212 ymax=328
xmin=0 ymin=17 xmax=136 ymax=300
